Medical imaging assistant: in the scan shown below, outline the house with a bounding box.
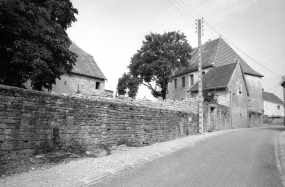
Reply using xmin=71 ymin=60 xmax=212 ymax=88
xmin=189 ymin=62 xmax=249 ymax=128
xmin=263 ymin=92 xmax=284 ymax=117
xmin=280 ymin=77 xmax=285 ymax=125
xmin=167 ymin=37 xmax=264 ymax=127
xmin=25 ymin=43 xmax=113 ymax=96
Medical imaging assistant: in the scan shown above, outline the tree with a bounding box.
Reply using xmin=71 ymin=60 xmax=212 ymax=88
xmin=121 ymin=31 xmax=193 ymax=99
xmin=203 ymin=90 xmax=218 ymax=104
xmin=0 ymin=0 xmax=78 ymax=90
xmin=117 ymin=73 xmax=141 ymax=98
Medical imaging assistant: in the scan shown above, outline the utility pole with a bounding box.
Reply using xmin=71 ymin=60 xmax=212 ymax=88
xmin=196 ymin=18 xmax=204 ymax=133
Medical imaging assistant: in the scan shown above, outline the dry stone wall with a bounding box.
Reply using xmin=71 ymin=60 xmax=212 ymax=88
xmin=0 ymin=85 xmax=199 ymax=155
xmin=203 ymin=103 xmax=232 ymax=132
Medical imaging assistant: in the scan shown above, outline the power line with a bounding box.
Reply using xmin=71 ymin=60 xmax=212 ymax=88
xmin=202 ymin=20 xmax=281 ymax=77
xmin=225 ymin=38 xmax=281 ymax=77
xmin=171 ymin=1 xmax=281 ymax=78
xmin=263 ymin=77 xmax=282 ymax=80
xmin=177 ymin=1 xmax=220 ymax=39
xmin=181 ymin=0 xmax=200 ymax=17
xmin=173 ymin=0 xmax=219 ymax=40
xmin=272 ymin=86 xmax=279 ymax=95
xmin=165 ymin=0 xmax=196 ymax=28
xmin=172 ymin=0 xmax=197 ymax=20
xmin=166 ymin=0 xmax=283 ymax=78
xmin=266 ymin=84 xmax=279 ymax=92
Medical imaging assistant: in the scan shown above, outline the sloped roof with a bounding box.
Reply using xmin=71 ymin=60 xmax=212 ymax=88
xmin=173 ymin=38 xmax=263 ymax=78
xmin=189 ymin=63 xmax=237 ymax=92
xmin=69 ymin=43 xmax=106 ymax=80
xmin=263 ymin=92 xmax=284 ymax=105
xmin=280 ymin=78 xmax=285 ymax=88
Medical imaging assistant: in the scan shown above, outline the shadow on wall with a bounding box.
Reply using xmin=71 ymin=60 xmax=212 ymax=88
xmin=203 ymin=102 xmax=231 ymax=132
xmin=249 ymin=111 xmax=263 ymax=127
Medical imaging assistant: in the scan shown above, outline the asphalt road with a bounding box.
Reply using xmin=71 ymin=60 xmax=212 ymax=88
xmin=92 ymin=126 xmax=285 ymax=187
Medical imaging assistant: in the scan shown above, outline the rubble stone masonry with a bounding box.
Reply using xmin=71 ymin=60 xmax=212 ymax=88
xmin=0 ymin=84 xmax=200 ymax=155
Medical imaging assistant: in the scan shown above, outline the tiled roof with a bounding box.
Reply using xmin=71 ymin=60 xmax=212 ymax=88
xmin=70 ymin=43 xmax=106 ymax=80
xmin=263 ymin=92 xmax=284 ymax=105
xmin=189 ymin=63 xmax=238 ymax=92
xmin=173 ymin=38 xmax=263 ymax=78
xmin=280 ymin=78 xmax=285 ymax=88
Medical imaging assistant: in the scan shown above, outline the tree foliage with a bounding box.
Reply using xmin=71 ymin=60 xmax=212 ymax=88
xmin=203 ymin=90 xmax=218 ymax=104
xmin=117 ymin=73 xmax=141 ymax=98
xmin=0 ymin=0 xmax=78 ymax=90
xmin=117 ymin=31 xmax=193 ymax=99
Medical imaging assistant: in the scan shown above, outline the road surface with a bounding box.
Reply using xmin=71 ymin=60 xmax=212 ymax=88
xmin=91 ymin=126 xmax=285 ymax=187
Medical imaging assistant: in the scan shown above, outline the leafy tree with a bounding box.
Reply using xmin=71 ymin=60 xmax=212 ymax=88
xmin=117 ymin=73 xmax=141 ymax=98
xmin=203 ymin=90 xmax=218 ymax=104
xmin=0 ymin=0 xmax=78 ymax=90
xmin=124 ymin=31 xmax=193 ymax=100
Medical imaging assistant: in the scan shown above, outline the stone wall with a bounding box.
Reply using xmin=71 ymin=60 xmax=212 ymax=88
xmin=0 ymin=84 xmax=262 ymax=156
xmin=249 ymin=111 xmax=263 ymax=128
xmin=203 ymin=103 xmax=232 ymax=132
xmin=0 ymin=85 xmax=199 ymax=155
xmin=263 ymin=116 xmax=284 ymax=125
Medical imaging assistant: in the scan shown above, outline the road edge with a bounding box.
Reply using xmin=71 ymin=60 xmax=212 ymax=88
xmin=65 ymin=127 xmax=267 ymax=187
xmin=275 ymin=131 xmax=285 ymax=187
xmin=65 ymin=131 xmax=228 ymax=187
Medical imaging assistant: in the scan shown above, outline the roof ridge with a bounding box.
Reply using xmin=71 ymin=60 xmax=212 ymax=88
xmin=211 ymin=37 xmax=221 ymax=67
xmin=263 ymin=91 xmax=284 ymax=104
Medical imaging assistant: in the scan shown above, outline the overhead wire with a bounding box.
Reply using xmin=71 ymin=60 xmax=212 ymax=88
xmin=178 ymin=0 xmax=217 ymax=40
xmin=172 ymin=0 xmax=197 ymax=20
xmin=266 ymin=84 xmax=279 ymax=92
xmin=165 ymin=0 xmax=197 ymax=28
xmin=170 ymin=0 xmax=281 ymax=78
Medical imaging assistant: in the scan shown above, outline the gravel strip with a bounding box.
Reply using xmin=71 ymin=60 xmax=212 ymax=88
xmin=0 ymin=130 xmax=232 ymax=187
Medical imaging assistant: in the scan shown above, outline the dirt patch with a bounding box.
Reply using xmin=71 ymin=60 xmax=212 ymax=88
xmin=0 ymin=152 xmax=81 ymax=179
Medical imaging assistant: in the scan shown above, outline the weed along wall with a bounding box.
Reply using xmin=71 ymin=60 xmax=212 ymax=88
xmin=0 ymin=84 xmax=199 ymax=155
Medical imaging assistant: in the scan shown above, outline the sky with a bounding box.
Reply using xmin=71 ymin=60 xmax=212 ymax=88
xmin=67 ymin=0 xmax=285 ymax=101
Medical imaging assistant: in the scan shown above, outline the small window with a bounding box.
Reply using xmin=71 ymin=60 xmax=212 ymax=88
xmin=190 ymin=74 xmax=194 ymax=86
xmin=96 ymin=82 xmax=100 ymax=89
xmin=277 ymin=106 xmax=280 ymax=110
xmin=182 ymin=77 xmax=185 ymax=88
xmin=174 ymin=79 xmax=177 ymax=89
xmin=238 ymin=84 xmax=242 ymax=95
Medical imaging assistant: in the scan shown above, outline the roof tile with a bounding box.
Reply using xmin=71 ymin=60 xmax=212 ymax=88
xmin=189 ymin=63 xmax=238 ymax=92
xmin=174 ymin=38 xmax=263 ymax=78
xmin=70 ymin=43 xmax=106 ymax=80
xmin=263 ymin=92 xmax=284 ymax=105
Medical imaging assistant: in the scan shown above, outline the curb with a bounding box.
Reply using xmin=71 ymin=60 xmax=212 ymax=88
xmin=275 ymin=131 xmax=285 ymax=186
xmin=65 ymin=132 xmax=225 ymax=187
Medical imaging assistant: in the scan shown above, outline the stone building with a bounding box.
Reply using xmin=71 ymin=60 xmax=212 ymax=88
xmin=263 ymin=91 xmax=284 ymax=117
xmin=167 ymin=37 xmax=264 ymax=127
xmin=189 ymin=62 xmax=249 ymax=128
xmin=25 ymin=43 xmax=113 ymax=96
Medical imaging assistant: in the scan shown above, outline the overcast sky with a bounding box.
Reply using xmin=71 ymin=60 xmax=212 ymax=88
xmin=67 ymin=0 xmax=285 ymax=100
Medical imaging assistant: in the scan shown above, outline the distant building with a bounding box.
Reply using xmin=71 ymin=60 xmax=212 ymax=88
xmin=263 ymin=92 xmax=284 ymax=117
xmin=25 ymin=43 xmax=113 ymax=96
